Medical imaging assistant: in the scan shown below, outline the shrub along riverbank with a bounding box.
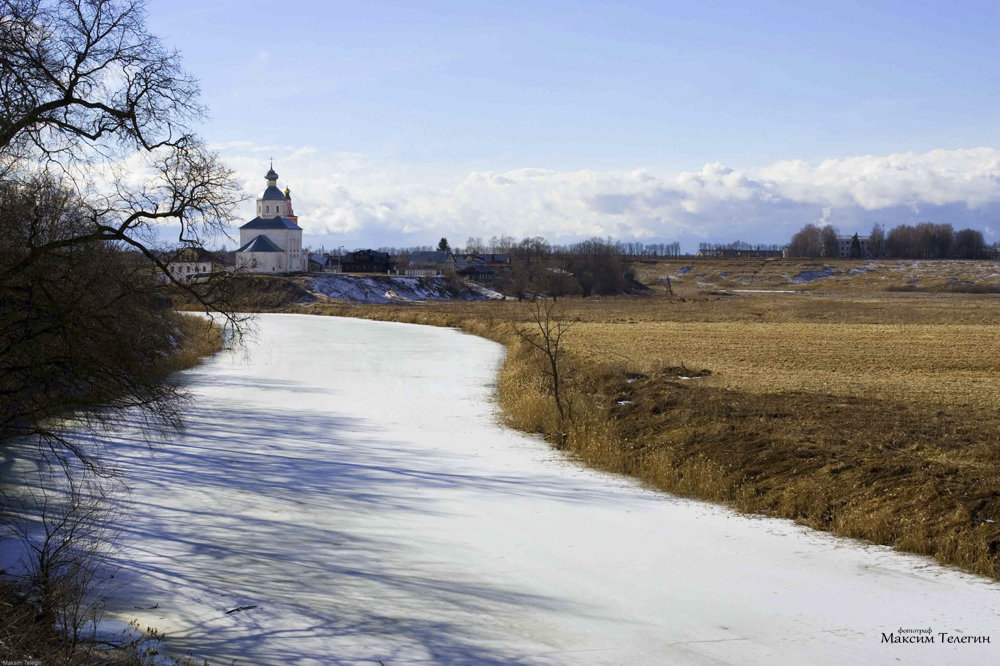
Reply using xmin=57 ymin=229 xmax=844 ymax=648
xmin=297 ymin=294 xmax=1000 ymax=581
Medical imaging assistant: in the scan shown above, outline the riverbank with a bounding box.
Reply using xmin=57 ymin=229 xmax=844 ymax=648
xmin=300 ymin=294 xmax=1000 ymax=581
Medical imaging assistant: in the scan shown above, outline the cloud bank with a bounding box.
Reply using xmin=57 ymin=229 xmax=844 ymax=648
xmin=214 ymin=145 xmax=1000 ymax=250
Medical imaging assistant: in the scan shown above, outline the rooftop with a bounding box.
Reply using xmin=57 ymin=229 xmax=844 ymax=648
xmin=262 ymin=185 xmax=285 ymax=201
xmin=237 ymin=234 xmax=284 ymax=253
xmin=240 ymin=216 xmax=302 ymax=230
xmin=409 ymin=251 xmax=455 ymax=266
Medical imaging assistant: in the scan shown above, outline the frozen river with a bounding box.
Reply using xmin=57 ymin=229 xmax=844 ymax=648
xmin=93 ymin=313 xmax=996 ymax=664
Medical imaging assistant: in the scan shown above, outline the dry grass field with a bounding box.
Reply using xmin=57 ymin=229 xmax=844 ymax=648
xmin=569 ymin=320 xmax=999 ymax=409
xmin=631 ymin=257 xmax=1000 ymax=296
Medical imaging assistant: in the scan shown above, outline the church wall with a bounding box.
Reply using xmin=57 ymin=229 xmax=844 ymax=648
xmin=236 ymin=251 xmax=285 ymax=274
xmin=240 ymin=228 xmax=291 ymax=251
xmin=257 ymin=199 xmax=287 ymax=218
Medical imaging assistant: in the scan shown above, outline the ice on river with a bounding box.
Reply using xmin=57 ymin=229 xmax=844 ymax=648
xmin=61 ymin=315 xmax=1000 ymax=663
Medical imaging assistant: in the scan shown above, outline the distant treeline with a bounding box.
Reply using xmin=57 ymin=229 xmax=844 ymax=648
xmin=373 ymin=236 xmax=681 ymax=259
xmin=483 ymin=236 xmax=661 ymax=298
xmin=376 ymin=236 xmax=660 ymax=297
xmin=697 ymin=241 xmax=785 ymax=257
xmin=789 ymin=223 xmax=992 ymax=259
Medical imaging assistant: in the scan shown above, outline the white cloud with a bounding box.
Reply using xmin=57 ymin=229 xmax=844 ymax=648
xmin=215 ymin=144 xmax=1000 ymax=248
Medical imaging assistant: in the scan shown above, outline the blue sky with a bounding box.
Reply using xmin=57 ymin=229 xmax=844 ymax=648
xmin=147 ymin=1 xmax=1000 ymax=250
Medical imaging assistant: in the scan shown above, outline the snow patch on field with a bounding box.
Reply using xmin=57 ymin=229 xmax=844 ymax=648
xmin=791 ymin=266 xmax=836 ymax=283
xmin=308 ymin=274 xmax=503 ymax=303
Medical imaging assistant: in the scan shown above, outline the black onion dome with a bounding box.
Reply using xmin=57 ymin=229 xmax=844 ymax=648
xmin=265 ymin=167 xmax=279 ymax=180
xmin=261 ymin=185 xmax=285 ymax=201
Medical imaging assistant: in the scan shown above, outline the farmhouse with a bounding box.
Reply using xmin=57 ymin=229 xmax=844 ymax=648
xmin=406 ymin=251 xmax=456 ymax=277
xmin=341 ymin=249 xmax=394 ymax=273
xmin=236 ymin=165 xmax=307 ymax=274
xmin=163 ymin=247 xmax=229 ymax=281
xmin=455 ymin=253 xmax=509 ymax=284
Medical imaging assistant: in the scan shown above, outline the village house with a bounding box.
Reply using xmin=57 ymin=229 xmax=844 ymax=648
xmin=307 ymin=253 xmax=328 ymax=272
xmin=454 ymin=253 xmax=510 ymax=284
xmin=235 ymin=165 xmax=307 ymax=274
xmin=163 ymin=247 xmax=230 ymax=281
xmin=456 ymin=261 xmax=495 ymax=284
xmin=405 ymin=251 xmax=456 ymax=277
xmin=341 ymin=249 xmax=394 ymax=273
xmin=473 ymin=253 xmax=511 ymax=270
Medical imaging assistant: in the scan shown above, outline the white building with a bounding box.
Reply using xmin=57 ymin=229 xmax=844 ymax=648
xmin=164 ymin=247 xmax=229 ymax=282
xmin=835 ymin=234 xmax=873 ymax=259
xmin=405 ymin=251 xmax=456 ymax=277
xmin=236 ymin=165 xmax=307 ymax=274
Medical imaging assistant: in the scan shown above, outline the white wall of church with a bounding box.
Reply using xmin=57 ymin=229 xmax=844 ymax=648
xmin=238 ymin=228 xmax=303 ymax=273
xmin=236 ymin=252 xmax=285 ymax=274
xmin=256 ymin=199 xmax=287 ymax=218
xmin=240 ymin=228 xmax=291 ymax=250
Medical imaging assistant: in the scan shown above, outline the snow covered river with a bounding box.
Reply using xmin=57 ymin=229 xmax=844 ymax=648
xmin=95 ymin=313 xmax=996 ymax=664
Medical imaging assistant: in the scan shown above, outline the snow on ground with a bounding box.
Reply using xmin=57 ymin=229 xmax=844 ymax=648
xmin=13 ymin=314 xmax=1000 ymax=664
xmin=308 ymin=274 xmax=503 ymax=304
xmin=790 ymin=266 xmax=836 ymax=283
xmin=729 ymin=289 xmax=796 ymax=294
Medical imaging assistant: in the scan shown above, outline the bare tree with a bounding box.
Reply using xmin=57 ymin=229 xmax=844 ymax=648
xmin=0 ymin=0 xmax=248 ymax=458
xmin=0 ymin=0 xmax=244 ymax=299
xmin=464 ymin=236 xmax=485 ymax=254
xmin=821 ymin=224 xmax=839 ymax=258
xmin=510 ymin=300 xmax=574 ymax=428
xmin=870 ymin=223 xmax=886 ymax=258
xmin=2 ymin=468 xmax=123 ymax=652
xmin=788 ymin=224 xmax=822 ymax=257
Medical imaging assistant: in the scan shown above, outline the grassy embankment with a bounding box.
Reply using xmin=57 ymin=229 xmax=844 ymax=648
xmin=300 ymin=288 xmax=1000 ymax=580
xmin=159 ymin=312 xmax=228 ymax=375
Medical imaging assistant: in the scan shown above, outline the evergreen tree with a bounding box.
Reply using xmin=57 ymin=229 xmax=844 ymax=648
xmin=850 ymin=233 xmax=862 ymax=258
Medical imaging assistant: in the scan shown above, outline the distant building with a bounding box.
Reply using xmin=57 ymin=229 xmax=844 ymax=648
xmin=341 ymin=249 xmax=394 ymax=273
xmin=163 ymin=247 xmax=229 ymax=281
xmin=456 ymin=262 xmax=496 ymax=284
xmin=405 ymin=251 xmax=456 ymax=277
xmin=235 ymin=165 xmax=307 ymax=274
xmin=455 ymin=253 xmax=510 ymax=284
xmin=307 ymin=253 xmax=328 ymax=272
xmin=835 ymin=235 xmax=872 ymax=259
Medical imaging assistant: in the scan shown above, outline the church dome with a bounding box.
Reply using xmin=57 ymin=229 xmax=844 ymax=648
xmin=265 ymin=167 xmax=279 ymax=181
xmin=262 ymin=185 xmax=285 ymax=201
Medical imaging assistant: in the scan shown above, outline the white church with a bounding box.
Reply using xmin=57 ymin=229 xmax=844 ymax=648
xmin=236 ymin=164 xmax=307 ymax=273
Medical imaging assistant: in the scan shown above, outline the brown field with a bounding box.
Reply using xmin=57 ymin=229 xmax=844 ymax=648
xmin=569 ymin=320 xmax=999 ymax=409
xmin=630 ymin=257 xmax=1000 ymax=296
